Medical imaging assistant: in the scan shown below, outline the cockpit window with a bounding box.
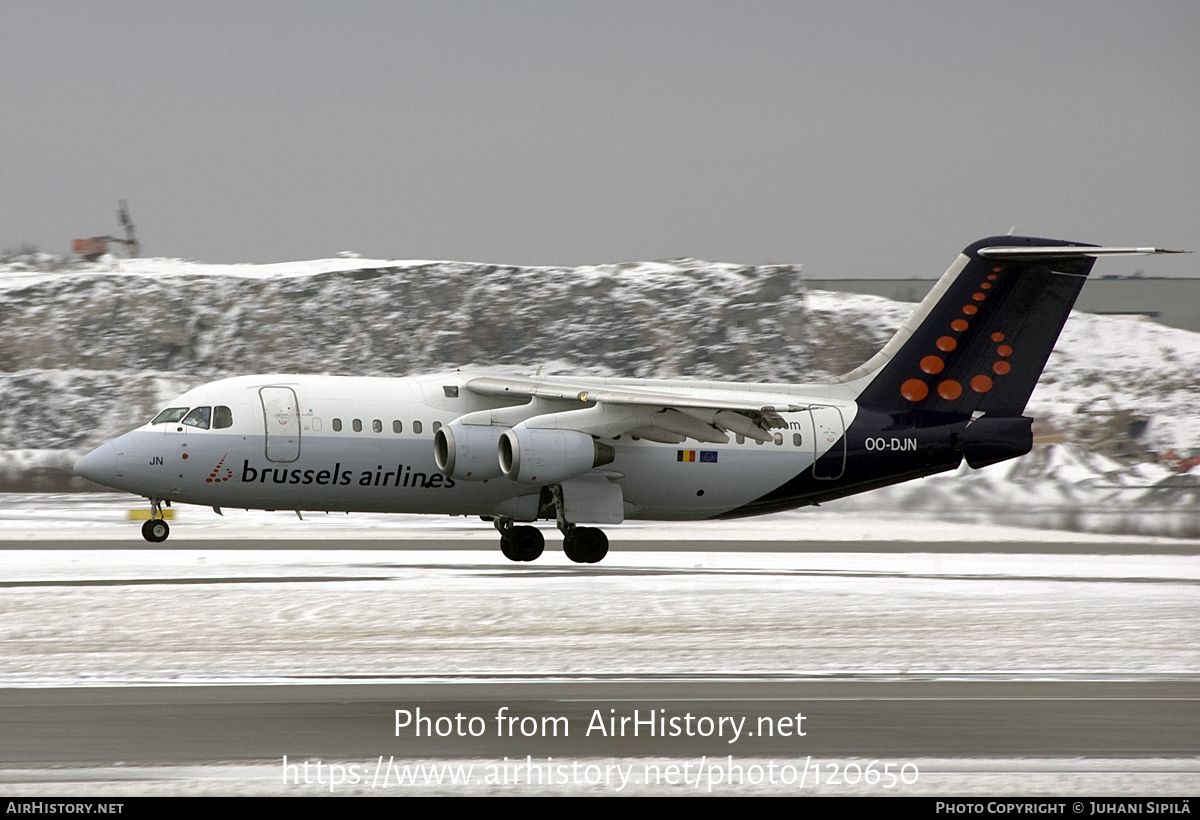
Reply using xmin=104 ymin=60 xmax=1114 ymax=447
xmin=182 ymin=406 xmax=212 ymax=429
xmin=213 ymin=406 xmax=233 ymax=429
xmin=151 ymin=407 xmax=190 ymax=425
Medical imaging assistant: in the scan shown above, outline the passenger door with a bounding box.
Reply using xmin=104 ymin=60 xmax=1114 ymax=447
xmin=809 ymin=405 xmax=846 ymax=480
xmin=260 ymin=386 xmax=301 ymax=462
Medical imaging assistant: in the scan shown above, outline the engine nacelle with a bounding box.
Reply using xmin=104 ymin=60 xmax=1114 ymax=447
xmin=434 ymin=423 xmax=505 ymax=480
xmin=499 ymin=427 xmax=615 ymax=485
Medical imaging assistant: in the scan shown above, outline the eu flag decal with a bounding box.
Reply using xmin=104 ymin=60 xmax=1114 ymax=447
xmin=678 ymin=450 xmax=718 ymax=463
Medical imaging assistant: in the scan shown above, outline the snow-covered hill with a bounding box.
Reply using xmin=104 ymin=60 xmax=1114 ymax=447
xmin=2 ymin=254 xmax=1199 ymax=538
xmin=0 ymin=255 xmax=806 ymax=380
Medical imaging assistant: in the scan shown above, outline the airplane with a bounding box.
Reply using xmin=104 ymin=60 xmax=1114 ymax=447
xmin=73 ymin=236 xmax=1182 ymax=563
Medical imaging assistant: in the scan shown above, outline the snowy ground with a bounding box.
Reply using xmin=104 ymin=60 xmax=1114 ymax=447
xmin=2 ymin=494 xmax=1197 ymax=685
xmin=1 ymin=491 xmax=1194 ymax=544
xmin=1 ymin=495 xmax=1196 ymax=796
xmin=2 ymin=758 xmax=1195 ymax=797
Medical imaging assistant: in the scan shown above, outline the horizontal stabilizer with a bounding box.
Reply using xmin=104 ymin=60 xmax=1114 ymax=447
xmin=978 ymin=245 xmax=1187 ymax=259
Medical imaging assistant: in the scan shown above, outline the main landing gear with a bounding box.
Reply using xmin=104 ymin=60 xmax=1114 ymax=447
xmin=493 ymin=484 xmax=610 ymax=564
xmin=551 ymin=483 xmax=607 ymax=564
xmin=494 ymin=518 xmax=608 ymax=564
xmin=497 ymin=520 xmax=544 ymax=562
xmin=562 ymin=525 xmax=608 ymax=564
xmin=141 ymin=499 xmax=170 ymax=543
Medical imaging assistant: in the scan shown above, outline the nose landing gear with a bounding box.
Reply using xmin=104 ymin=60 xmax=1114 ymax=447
xmin=141 ymin=499 xmax=170 ymax=543
xmin=141 ymin=518 xmax=170 ymax=542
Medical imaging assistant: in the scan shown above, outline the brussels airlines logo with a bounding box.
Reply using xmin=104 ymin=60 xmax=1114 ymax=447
xmin=239 ymin=460 xmax=455 ymax=489
xmin=206 ymin=454 xmax=235 ymax=484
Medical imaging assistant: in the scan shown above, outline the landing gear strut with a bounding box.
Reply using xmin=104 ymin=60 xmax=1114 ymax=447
xmin=141 ymin=499 xmax=170 ymax=543
xmin=495 ymin=518 xmax=544 ymax=562
xmin=551 ymin=484 xmax=608 ymax=564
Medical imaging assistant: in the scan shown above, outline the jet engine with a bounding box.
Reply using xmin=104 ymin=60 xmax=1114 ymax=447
xmin=498 ymin=427 xmax=615 ymax=484
xmin=434 ymin=423 xmax=505 ymax=480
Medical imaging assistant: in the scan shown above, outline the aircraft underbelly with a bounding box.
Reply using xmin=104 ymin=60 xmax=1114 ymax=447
xmin=614 ymin=406 xmax=854 ymax=518
xmin=613 ymin=444 xmax=817 ymax=519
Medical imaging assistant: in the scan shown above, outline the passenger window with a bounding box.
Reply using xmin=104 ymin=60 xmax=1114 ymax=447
xmin=432 ymin=421 xmax=442 ymax=432
xmin=392 ymin=420 xmax=403 ymax=433
xmin=151 ymin=407 xmax=189 ymax=425
xmin=774 ymin=433 xmax=783 ymax=446
xmin=736 ymin=434 xmax=745 ymax=445
xmin=372 ymin=419 xmax=382 ymax=433
xmin=793 ymin=433 xmax=802 ymax=446
xmin=353 ymin=419 xmax=363 ymax=433
xmin=333 ymin=418 xmax=342 ymax=432
xmin=214 ymin=406 xmax=233 ymax=429
xmin=182 ymin=406 xmax=212 ymax=429
xmin=413 ymin=421 xmax=423 ymax=434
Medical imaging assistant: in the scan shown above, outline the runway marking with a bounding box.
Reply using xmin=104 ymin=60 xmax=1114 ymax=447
xmin=473 ymin=567 xmax=1200 ymax=585
xmin=0 ymin=576 xmax=389 ymax=588
xmin=6 ymin=568 xmax=1194 ymax=587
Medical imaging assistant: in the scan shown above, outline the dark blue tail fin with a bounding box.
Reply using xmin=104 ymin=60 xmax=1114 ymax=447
xmin=847 ymin=236 xmax=1170 ymax=416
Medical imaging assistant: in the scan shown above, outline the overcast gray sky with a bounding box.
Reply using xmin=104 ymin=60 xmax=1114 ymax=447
xmin=2 ymin=1 xmax=1197 ymax=278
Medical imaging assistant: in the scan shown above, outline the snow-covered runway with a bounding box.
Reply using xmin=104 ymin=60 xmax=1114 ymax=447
xmin=1 ymin=495 xmax=1197 ymax=795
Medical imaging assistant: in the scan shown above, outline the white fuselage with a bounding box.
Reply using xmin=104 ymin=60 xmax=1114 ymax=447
xmin=88 ymin=372 xmax=856 ymax=521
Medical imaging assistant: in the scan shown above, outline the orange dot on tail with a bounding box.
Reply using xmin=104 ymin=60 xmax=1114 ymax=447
xmin=938 ymin=380 xmax=963 ymax=400
xmin=971 ymin=374 xmax=993 ymax=393
xmin=972 ymin=292 xmax=987 ymax=301
xmin=992 ymin=266 xmax=1002 ymax=273
xmin=901 ymin=379 xmax=929 ymax=402
xmin=920 ymin=355 xmax=945 ymax=374
xmin=991 ymin=332 xmax=1005 ymax=342
xmin=993 ymin=361 xmax=1011 ymax=375
xmin=998 ymin=345 xmax=1013 ymax=357
xmin=963 ymin=305 xmax=978 ymax=315
xmin=936 ymin=336 xmax=957 ymax=352
xmin=981 ymin=282 xmax=992 ymax=289
xmin=951 ymin=319 xmax=968 ymax=332
xmin=988 ymin=274 xmax=998 ymax=280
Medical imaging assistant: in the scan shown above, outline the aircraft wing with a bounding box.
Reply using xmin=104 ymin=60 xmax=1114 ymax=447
xmin=465 ymin=376 xmax=804 ymax=414
xmin=463 ymin=375 xmax=808 ymax=444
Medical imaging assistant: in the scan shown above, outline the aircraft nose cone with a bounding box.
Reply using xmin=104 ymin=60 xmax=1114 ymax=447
xmin=74 ymin=442 xmax=118 ymax=487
